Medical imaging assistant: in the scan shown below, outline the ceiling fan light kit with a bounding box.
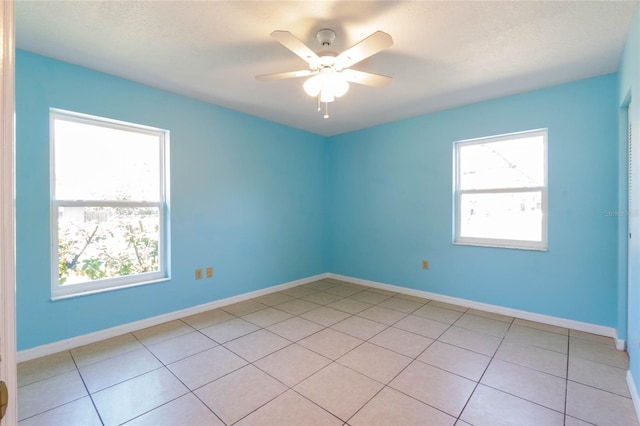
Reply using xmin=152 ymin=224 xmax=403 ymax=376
xmin=257 ymin=28 xmax=393 ymax=119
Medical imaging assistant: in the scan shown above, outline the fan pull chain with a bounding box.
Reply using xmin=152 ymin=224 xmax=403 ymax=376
xmin=315 ymin=95 xmax=329 ymax=119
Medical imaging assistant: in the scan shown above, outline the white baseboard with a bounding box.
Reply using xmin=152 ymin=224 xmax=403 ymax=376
xmin=17 ymin=273 xmax=329 ymax=362
xmin=627 ymin=370 xmax=640 ymax=423
xmin=328 ymin=273 xmax=623 ymax=346
xmin=19 ymin=271 xmax=625 ymax=362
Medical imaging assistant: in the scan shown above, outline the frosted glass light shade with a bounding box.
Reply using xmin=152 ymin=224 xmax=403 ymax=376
xmin=332 ymin=77 xmax=349 ymax=97
xmin=303 ymin=75 xmax=323 ymax=97
xmin=320 ymin=87 xmax=335 ymax=103
xmin=303 ymin=72 xmax=349 ymax=101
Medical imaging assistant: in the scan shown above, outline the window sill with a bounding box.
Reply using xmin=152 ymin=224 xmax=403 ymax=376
xmin=453 ymin=241 xmax=548 ymax=252
xmin=51 ymin=277 xmax=170 ymax=301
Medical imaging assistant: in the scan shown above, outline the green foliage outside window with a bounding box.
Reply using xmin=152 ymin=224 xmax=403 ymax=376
xmin=58 ymin=207 xmax=159 ymax=285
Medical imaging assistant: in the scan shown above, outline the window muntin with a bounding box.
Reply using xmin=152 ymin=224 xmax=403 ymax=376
xmin=51 ymin=109 xmax=169 ymax=299
xmin=454 ymin=129 xmax=547 ymax=250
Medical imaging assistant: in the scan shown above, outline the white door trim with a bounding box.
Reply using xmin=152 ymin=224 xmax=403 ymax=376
xmin=0 ymin=1 xmax=17 ymax=424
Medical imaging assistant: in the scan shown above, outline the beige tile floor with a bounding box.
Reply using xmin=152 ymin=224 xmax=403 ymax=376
xmin=16 ymin=279 xmax=640 ymax=425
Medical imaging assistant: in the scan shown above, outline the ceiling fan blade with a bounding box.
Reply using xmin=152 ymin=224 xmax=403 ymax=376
xmin=335 ymin=31 xmax=393 ymax=70
xmin=256 ymin=70 xmax=316 ymax=81
xmin=341 ymin=69 xmax=392 ymax=87
xmin=270 ymin=30 xmax=319 ymax=64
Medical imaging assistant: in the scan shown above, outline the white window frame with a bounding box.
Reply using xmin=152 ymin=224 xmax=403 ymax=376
xmin=50 ymin=109 xmax=170 ymax=300
xmin=453 ymin=129 xmax=548 ymax=251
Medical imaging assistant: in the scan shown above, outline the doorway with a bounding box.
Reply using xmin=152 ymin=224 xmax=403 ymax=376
xmin=0 ymin=1 xmax=17 ymax=424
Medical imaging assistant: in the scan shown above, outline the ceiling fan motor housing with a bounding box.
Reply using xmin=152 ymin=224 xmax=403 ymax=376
xmin=313 ymin=29 xmax=338 ymax=71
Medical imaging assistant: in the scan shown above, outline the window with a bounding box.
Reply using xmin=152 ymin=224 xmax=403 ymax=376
xmin=50 ymin=109 xmax=169 ymax=299
xmin=454 ymin=129 xmax=547 ymax=250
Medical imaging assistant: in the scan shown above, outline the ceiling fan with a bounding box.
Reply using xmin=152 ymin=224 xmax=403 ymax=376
xmin=256 ymin=29 xmax=393 ymax=119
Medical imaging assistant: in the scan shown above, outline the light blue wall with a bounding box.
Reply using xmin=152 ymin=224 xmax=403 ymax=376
xmin=328 ymin=74 xmax=619 ymax=327
xmin=618 ymin=10 xmax=640 ymax=390
xmin=15 ymin=50 xmax=329 ymax=350
xmin=16 ymin=47 xmax=626 ymax=352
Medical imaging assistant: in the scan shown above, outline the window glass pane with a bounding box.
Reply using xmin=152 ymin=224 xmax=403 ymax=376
xmin=459 ymin=192 xmax=543 ymax=242
xmin=459 ymin=135 xmax=544 ymax=190
xmin=54 ymin=119 xmax=160 ymax=201
xmin=58 ymin=206 xmax=160 ymax=285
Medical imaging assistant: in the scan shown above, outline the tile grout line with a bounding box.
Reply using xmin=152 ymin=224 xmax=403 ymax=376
xmin=81 ymin=324 xmax=224 ymax=425
xmin=216 ymin=284 xmax=412 ymax=424
xmin=343 ymin=313 xmax=457 ymax=424
xmin=193 ymin=285 xmax=350 ymax=424
xmin=453 ymin=315 xmax=514 ymax=424
xmin=343 ymin=299 xmax=509 ymax=423
xmin=197 ymin=287 xmax=350 ymax=424
xmin=461 ymin=317 xmax=594 ymax=421
xmin=128 ymin=328 xmax=228 ymax=426
xmin=122 ymin=330 xmax=195 ymax=425
xmin=16 ymin=348 xmax=106 ymax=425
xmin=156 ymin=309 xmax=317 ymax=425
xmin=69 ymin=347 xmax=106 ymax=426
xmin=342 ymin=301 xmax=512 ymax=423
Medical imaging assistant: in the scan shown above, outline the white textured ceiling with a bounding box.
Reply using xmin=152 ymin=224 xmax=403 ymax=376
xmin=16 ymin=1 xmax=639 ymax=136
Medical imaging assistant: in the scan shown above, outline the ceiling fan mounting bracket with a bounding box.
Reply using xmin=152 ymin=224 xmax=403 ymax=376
xmin=316 ymin=29 xmax=336 ymax=48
